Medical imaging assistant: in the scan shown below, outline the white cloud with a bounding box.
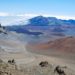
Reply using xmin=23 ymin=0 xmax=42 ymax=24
xmin=37 ymin=14 xmax=75 ymax=20
xmin=17 ymin=14 xmax=39 ymax=18
xmin=54 ymin=16 xmax=75 ymax=20
xmin=0 ymin=12 xmax=75 ymax=20
xmin=0 ymin=12 xmax=17 ymax=17
xmin=16 ymin=13 xmax=75 ymax=20
xmin=0 ymin=12 xmax=9 ymax=16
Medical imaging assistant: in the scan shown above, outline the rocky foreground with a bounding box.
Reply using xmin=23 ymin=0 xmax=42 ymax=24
xmin=0 ymin=53 xmax=75 ymax=75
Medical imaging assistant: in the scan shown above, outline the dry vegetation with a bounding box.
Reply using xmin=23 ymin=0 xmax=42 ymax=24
xmin=0 ymin=56 xmax=75 ymax=75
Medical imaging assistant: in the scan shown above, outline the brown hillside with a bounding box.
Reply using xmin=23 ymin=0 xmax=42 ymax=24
xmin=27 ymin=36 xmax=75 ymax=52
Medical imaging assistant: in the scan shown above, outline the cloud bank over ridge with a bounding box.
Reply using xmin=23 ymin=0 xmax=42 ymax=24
xmin=0 ymin=12 xmax=75 ymax=25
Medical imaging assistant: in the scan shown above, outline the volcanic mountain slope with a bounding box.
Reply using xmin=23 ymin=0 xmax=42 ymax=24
xmin=0 ymin=25 xmax=28 ymax=53
xmin=27 ymin=36 xmax=75 ymax=53
xmin=0 ymin=25 xmax=75 ymax=75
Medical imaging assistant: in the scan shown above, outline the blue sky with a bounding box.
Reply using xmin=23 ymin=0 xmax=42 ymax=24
xmin=0 ymin=0 xmax=75 ymax=25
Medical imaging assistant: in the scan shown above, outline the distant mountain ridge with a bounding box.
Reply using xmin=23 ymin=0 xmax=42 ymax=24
xmin=6 ymin=16 xmax=75 ymax=35
xmin=7 ymin=16 xmax=75 ymax=26
xmin=27 ymin=16 xmax=75 ymax=26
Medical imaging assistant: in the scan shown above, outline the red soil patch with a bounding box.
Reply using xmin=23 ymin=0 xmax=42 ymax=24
xmin=27 ymin=36 xmax=75 ymax=53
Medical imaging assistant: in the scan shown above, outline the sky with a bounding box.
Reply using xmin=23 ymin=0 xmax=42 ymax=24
xmin=0 ymin=0 xmax=75 ymax=25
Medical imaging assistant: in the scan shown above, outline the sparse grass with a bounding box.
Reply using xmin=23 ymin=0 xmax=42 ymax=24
xmin=0 ymin=58 xmax=75 ymax=75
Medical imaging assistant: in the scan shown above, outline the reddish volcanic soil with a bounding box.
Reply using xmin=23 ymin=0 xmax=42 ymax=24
xmin=27 ymin=36 xmax=75 ymax=53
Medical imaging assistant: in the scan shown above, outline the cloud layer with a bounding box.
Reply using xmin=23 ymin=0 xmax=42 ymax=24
xmin=0 ymin=12 xmax=75 ymax=26
xmin=0 ymin=12 xmax=9 ymax=16
xmin=0 ymin=12 xmax=75 ymax=20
